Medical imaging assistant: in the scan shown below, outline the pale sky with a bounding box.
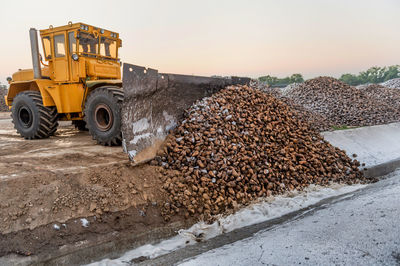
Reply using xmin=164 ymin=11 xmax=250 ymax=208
xmin=0 ymin=0 xmax=399 ymax=85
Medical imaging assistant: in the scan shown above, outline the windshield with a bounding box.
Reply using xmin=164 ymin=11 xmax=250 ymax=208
xmin=100 ymin=37 xmax=117 ymax=58
xmin=78 ymin=32 xmax=98 ymax=57
xmin=77 ymin=32 xmax=118 ymax=59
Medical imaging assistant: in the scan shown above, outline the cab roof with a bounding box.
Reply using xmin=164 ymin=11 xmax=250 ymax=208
xmin=39 ymin=22 xmax=119 ymax=39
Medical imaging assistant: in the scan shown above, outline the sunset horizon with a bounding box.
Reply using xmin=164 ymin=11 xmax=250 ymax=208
xmin=0 ymin=0 xmax=399 ymax=83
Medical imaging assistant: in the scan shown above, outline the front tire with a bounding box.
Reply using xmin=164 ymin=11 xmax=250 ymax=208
xmin=84 ymin=86 xmax=123 ymax=146
xmin=11 ymin=91 xmax=58 ymax=139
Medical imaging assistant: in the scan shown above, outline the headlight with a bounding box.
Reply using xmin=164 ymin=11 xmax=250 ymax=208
xmin=71 ymin=54 xmax=79 ymax=61
xmin=80 ymin=25 xmax=85 ymax=30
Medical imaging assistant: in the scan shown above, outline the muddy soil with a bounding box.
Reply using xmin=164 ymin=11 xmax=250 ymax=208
xmin=0 ymin=204 xmax=192 ymax=262
xmin=0 ymin=113 xmax=184 ymax=260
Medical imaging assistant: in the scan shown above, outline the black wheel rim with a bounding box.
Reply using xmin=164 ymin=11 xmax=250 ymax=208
xmin=18 ymin=106 xmax=33 ymax=128
xmin=94 ymin=103 xmax=113 ymax=131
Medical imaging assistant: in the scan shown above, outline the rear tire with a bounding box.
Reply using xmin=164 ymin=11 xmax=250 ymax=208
xmin=84 ymin=86 xmax=123 ymax=146
xmin=11 ymin=91 xmax=58 ymax=139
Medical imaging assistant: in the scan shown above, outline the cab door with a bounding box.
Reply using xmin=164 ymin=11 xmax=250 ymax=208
xmin=67 ymin=31 xmax=79 ymax=82
xmin=52 ymin=33 xmax=69 ymax=82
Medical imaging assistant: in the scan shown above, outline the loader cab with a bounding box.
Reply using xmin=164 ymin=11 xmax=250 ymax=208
xmin=39 ymin=22 xmax=122 ymax=83
xmin=6 ymin=22 xmax=124 ymax=146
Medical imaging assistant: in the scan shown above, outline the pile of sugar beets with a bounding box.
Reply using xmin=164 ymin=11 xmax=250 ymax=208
xmin=155 ymin=85 xmax=370 ymax=221
xmin=0 ymin=87 xmax=8 ymax=112
xmin=283 ymin=77 xmax=400 ymax=127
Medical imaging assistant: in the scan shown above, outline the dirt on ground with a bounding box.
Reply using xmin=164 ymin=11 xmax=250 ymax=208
xmin=0 ymin=203 xmax=192 ymax=258
xmin=0 ymin=115 xmax=170 ymax=236
xmin=0 ymin=114 xmax=196 ymax=261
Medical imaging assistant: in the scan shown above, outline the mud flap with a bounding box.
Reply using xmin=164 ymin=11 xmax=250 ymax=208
xmin=121 ymin=63 xmax=250 ymax=163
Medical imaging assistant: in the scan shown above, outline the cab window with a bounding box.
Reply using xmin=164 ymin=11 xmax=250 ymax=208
xmin=100 ymin=37 xmax=117 ymax=58
xmin=68 ymin=32 xmax=77 ymax=53
xmin=54 ymin=34 xmax=66 ymax=57
xmin=78 ymin=32 xmax=98 ymax=56
xmin=42 ymin=36 xmax=52 ymax=60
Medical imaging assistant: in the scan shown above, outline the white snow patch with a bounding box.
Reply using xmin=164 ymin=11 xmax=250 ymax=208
xmin=163 ymin=111 xmax=177 ymax=132
xmin=80 ymin=218 xmax=90 ymax=227
xmin=163 ymin=111 xmax=174 ymax=122
xmin=128 ymin=150 xmax=137 ymax=160
xmin=87 ymin=183 xmax=365 ymax=266
xmin=121 ymin=139 xmax=127 ymax=153
xmin=131 ymin=118 xmax=150 ymax=134
xmin=129 ymin=133 xmax=152 ymax=145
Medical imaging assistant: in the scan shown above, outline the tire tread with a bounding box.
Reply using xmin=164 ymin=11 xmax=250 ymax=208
xmin=12 ymin=91 xmax=58 ymax=139
xmin=84 ymin=86 xmax=124 ymax=146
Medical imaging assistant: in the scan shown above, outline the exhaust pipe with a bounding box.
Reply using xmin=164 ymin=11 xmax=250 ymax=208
xmin=29 ymin=28 xmax=42 ymax=79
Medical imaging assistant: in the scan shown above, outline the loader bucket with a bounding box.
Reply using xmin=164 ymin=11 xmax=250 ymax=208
xmin=121 ymin=63 xmax=250 ymax=163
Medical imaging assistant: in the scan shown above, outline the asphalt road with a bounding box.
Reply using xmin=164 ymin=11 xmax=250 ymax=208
xmin=178 ymin=172 xmax=400 ymax=266
xmin=136 ymin=171 xmax=400 ymax=266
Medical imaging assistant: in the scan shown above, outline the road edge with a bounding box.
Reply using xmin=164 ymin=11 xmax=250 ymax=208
xmin=363 ymin=156 xmax=400 ymax=178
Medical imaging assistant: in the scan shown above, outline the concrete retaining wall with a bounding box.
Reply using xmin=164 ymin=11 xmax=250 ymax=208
xmin=323 ymin=122 xmax=400 ymax=177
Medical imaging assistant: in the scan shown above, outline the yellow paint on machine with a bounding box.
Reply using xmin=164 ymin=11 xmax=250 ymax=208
xmin=6 ymin=22 xmax=122 ymax=119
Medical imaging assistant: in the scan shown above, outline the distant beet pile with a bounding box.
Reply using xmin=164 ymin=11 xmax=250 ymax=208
xmin=156 ymin=85 xmax=367 ymax=221
xmin=358 ymin=84 xmax=400 ymax=110
xmin=0 ymin=87 xmax=8 ymax=112
xmin=380 ymin=78 xmax=400 ymax=89
xmin=284 ymin=77 xmax=400 ymax=127
xmin=256 ymin=81 xmax=332 ymax=131
xmin=279 ymin=97 xmax=333 ymax=131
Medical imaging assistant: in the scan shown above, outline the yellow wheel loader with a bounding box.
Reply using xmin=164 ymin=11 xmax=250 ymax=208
xmin=5 ymin=22 xmax=249 ymax=161
xmin=6 ymin=22 xmax=123 ymax=145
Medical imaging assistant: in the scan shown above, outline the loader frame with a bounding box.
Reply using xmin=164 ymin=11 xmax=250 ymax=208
xmin=5 ymin=22 xmax=122 ymax=121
